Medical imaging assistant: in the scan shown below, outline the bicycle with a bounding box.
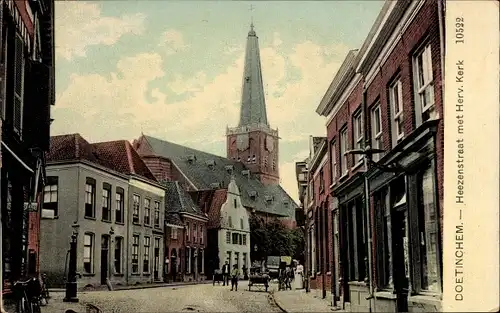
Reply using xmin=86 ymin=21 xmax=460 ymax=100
xmin=12 ymin=277 xmax=42 ymax=313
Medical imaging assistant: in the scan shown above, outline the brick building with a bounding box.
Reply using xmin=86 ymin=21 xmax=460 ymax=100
xmin=0 ymin=0 xmax=55 ymax=306
xmin=305 ymin=0 xmax=445 ymax=312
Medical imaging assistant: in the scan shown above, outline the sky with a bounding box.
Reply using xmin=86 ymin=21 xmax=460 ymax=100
xmin=53 ymin=0 xmax=385 ymax=203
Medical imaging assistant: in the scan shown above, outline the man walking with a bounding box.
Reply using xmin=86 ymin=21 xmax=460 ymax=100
xmin=230 ymin=264 xmax=240 ymax=291
xmin=221 ymin=261 xmax=230 ymax=286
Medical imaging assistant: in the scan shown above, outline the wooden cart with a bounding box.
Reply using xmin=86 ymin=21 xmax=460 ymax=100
xmin=248 ymin=266 xmax=270 ymax=292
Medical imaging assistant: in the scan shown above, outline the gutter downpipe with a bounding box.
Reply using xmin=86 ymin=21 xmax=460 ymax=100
xmin=305 ymin=170 xmax=311 ymax=293
xmin=362 ymin=85 xmax=374 ymax=313
xmin=0 ymin=0 xmax=5 ymax=310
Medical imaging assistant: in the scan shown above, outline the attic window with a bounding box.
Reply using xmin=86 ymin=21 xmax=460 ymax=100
xmin=210 ymin=182 xmax=221 ymax=189
xmin=265 ymin=195 xmax=273 ymax=204
xmin=237 ymin=157 xmax=241 ymax=162
xmin=206 ymin=159 xmax=216 ymax=169
xmin=248 ymin=190 xmax=257 ymax=200
xmin=225 ymin=165 xmax=234 ymax=174
xmin=241 ymin=170 xmax=250 ymax=178
xmin=252 ymin=155 xmax=256 ymax=163
xmin=187 ymin=154 xmax=197 ymax=164
xmin=247 ymin=156 xmax=251 ymax=162
xmin=283 ymin=199 xmax=289 ymax=208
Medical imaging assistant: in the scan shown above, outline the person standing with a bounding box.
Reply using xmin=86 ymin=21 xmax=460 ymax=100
xmin=230 ymin=264 xmax=240 ymax=291
xmin=222 ymin=261 xmax=230 ymax=286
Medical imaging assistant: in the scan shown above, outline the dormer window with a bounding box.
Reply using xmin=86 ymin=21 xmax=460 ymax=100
xmin=283 ymin=199 xmax=289 ymax=208
xmin=237 ymin=157 xmax=241 ymax=162
xmin=242 ymin=170 xmax=250 ymax=178
xmin=248 ymin=190 xmax=257 ymax=200
xmin=210 ymin=182 xmax=221 ymax=189
xmin=265 ymin=195 xmax=273 ymax=204
xmin=247 ymin=156 xmax=251 ymax=162
xmin=206 ymin=159 xmax=216 ymax=169
xmin=252 ymin=155 xmax=256 ymax=163
xmin=264 ymin=156 xmax=268 ymax=167
xmin=225 ymin=165 xmax=234 ymax=174
xmin=187 ymin=154 xmax=197 ymax=164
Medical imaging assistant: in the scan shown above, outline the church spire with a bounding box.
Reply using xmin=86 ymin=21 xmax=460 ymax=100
xmin=238 ymin=22 xmax=269 ymax=127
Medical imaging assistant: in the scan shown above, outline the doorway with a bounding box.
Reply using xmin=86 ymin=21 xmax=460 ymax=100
xmin=154 ymin=238 xmax=160 ymax=281
xmin=101 ymin=235 xmax=110 ymax=285
xmin=392 ymin=206 xmax=409 ymax=312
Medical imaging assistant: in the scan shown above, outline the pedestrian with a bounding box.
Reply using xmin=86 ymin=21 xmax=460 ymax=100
xmin=230 ymin=264 xmax=240 ymax=291
xmin=242 ymin=265 xmax=248 ymax=280
xmin=221 ymin=261 xmax=230 ymax=286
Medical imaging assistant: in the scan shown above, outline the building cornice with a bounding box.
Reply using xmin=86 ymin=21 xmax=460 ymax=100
xmin=308 ymin=140 xmax=327 ymax=174
xmin=313 ymin=154 xmax=329 ymax=179
xmin=324 ymin=73 xmax=363 ymax=128
xmin=316 ymin=50 xmax=359 ymax=116
xmin=46 ymin=159 xmax=129 ymax=181
xmin=181 ymin=212 xmax=209 ymax=222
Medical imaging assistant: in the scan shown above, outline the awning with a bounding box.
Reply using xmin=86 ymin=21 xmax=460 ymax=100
xmin=1 ymin=141 xmax=34 ymax=173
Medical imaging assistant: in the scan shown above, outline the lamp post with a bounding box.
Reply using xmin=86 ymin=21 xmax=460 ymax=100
xmin=64 ymin=222 xmax=80 ymax=302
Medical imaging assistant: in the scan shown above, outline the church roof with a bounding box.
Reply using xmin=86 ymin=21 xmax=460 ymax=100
xmin=164 ymin=181 xmax=206 ymax=219
xmin=239 ymin=23 xmax=269 ymax=127
xmin=139 ymin=135 xmax=297 ymax=219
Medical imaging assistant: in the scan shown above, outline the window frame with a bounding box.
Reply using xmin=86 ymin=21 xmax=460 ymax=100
xmin=84 ymin=178 xmax=96 ymax=219
xmin=114 ymin=236 xmax=123 ymax=275
xmin=154 ymin=201 xmax=161 ymax=228
xmin=144 ymin=198 xmax=151 ymax=226
xmin=226 ymin=231 xmax=231 ymax=244
xmin=131 ymin=234 xmax=140 ymax=274
xmin=115 ymin=188 xmax=124 ymax=224
xmin=193 ymin=223 xmax=197 ymax=243
xmin=352 ymin=111 xmax=364 ymax=165
xmin=102 ymin=183 xmax=111 ymax=222
xmin=83 ymin=233 xmax=94 ymax=274
xmin=186 ymin=223 xmax=190 ymax=242
xmin=143 ymin=236 xmax=151 ymax=274
xmin=319 ymin=169 xmax=324 ymax=193
xmin=330 ymin=140 xmax=337 ymax=186
xmin=199 ymin=225 xmax=204 ymax=244
xmin=13 ymin=31 xmax=25 ymax=137
xmin=413 ymin=43 xmax=436 ymax=125
xmin=171 ymin=227 xmax=178 ymax=240
xmin=388 ymin=79 xmax=404 ymax=145
xmin=43 ymin=176 xmax=58 ymax=217
xmin=371 ymin=104 xmax=383 ymax=161
xmin=132 ymin=194 xmax=140 ymax=224
xmin=340 ymin=127 xmax=348 ymax=176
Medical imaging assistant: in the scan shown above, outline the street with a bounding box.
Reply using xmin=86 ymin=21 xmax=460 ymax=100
xmin=46 ymin=282 xmax=283 ymax=313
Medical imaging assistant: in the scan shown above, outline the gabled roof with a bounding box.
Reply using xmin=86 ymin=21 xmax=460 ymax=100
xmin=92 ymin=140 xmax=156 ymax=181
xmin=136 ymin=135 xmax=297 ymax=219
xmin=164 ymin=181 xmax=207 ymax=219
xmin=46 ymin=133 xmax=98 ymax=163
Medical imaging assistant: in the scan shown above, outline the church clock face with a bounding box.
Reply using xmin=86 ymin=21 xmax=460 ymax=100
xmin=266 ymin=135 xmax=274 ymax=152
xmin=236 ymin=134 xmax=250 ymax=151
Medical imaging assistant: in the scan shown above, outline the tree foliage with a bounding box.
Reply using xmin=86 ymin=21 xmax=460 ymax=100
xmin=249 ymin=215 xmax=305 ymax=263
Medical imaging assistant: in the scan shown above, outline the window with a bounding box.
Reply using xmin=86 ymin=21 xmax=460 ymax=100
xmin=417 ymin=166 xmax=440 ymax=292
xmin=43 ymin=176 xmax=58 ymax=216
xmin=132 ymin=235 xmax=139 ymax=274
xmin=345 ymin=197 xmax=366 ymax=282
xmin=371 ymin=104 xmax=383 ymax=161
xmin=186 ymin=223 xmax=190 ymax=241
xmin=240 ymin=218 xmax=244 ymax=229
xmin=340 ymin=128 xmax=348 ymax=175
xmin=330 ymin=141 xmax=337 ymax=185
xmin=114 ymin=237 xmax=123 ymax=274
xmin=319 ymin=170 xmax=324 ymax=192
xmin=102 ymin=184 xmax=111 ymax=221
xmin=243 ymin=234 xmax=247 ymax=246
xmin=115 ymin=188 xmax=124 ymax=224
xmin=143 ymin=236 xmax=150 ymax=273
xmin=388 ymin=80 xmax=404 ymax=146
xmin=233 ymin=199 xmax=237 ymax=208
xmin=272 ymin=158 xmax=276 ymax=170
xmin=193 ymin=224 xmax=197 ymax=243
xmin=232 ymin=233 xmax=238 ymax=245
xmin=199 ymin=225 xmax=204 ymax=244
xmin=414 ymin=44 xmax=436 ymax=123
xmin=252 ymin=155 xmax=256 ymax=163
xmin=154 ymin=201 xmax=161 ymax=228
xmin=85 ymin=178 xmax=96 ymax=218
xmin=13 ymin=32 xmax=24 ymax=135
xmin=132 ymin=195 xmax=140 ymax=224
xmin=353 ymin=111 xmax=364 ymax=164
xmin=374 ymin=187 xmax=392 ymax=289
xmin=171 ymin=228 xmax=178 ymax=239
xmin=228 ymin=216 xmax=233 ymax=228
xmin=83 ymin=233 xmax=94 ymax=274
xmin=226 ymin=231 xmax=231 ymax=244
xmin=144 ymin=198 xmax=151 ymax=225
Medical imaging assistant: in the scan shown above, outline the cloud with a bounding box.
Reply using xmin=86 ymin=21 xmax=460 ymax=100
xmin=53 ymin=38 xmax=351 ymax=198
xmin=272 ymin=32 xmax=283 ymax=48
xmin=158 ymin=30 xmax=189 ymax=55
xmin=55 ymin=1 xmax=145 ymax=61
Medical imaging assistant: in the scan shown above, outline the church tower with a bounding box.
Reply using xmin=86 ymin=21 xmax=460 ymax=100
xmin=226 ymin=23 xmax=280 ymax=185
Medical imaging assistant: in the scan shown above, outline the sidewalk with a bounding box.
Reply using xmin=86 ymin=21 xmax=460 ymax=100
xmin=40 ymin=292 xmax=100 ymax=313
xmin=272 ymin=289 xmax=345 ymax=313
xmin=48 ymin=280 xmax=212 ymax=293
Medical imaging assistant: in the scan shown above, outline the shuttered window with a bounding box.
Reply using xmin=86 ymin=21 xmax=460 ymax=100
xmin=13 ymin=32 xmax=24 ymax=136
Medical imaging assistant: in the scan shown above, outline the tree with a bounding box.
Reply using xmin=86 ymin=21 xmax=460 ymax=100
xmin=249 ymin=214 xmax=304 ymax=261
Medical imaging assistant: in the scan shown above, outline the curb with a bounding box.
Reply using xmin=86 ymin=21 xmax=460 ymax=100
xmin=269 ymin=291 xmax=288 ymax=313
xmin=49 ymin=281 xmax=212 ymax=293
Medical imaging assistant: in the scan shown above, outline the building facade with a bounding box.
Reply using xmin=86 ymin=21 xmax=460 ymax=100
xmin=41 ymin=135 xmax=165 ymax=289
xmin=1 ymin=0 xmax=55 ymax=302
xmin=217 ymin=177 xmax=251 ymax=276
xmin=311 ymin=1 xmax=445 ymax=312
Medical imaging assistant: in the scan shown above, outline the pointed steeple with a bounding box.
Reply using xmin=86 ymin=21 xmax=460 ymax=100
xmin=238 ymin=23 xmax=269 ymax=127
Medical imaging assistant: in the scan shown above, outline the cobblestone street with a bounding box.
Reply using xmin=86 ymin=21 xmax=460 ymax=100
xmin=46 ymin=281 xmax=283 ymax=313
